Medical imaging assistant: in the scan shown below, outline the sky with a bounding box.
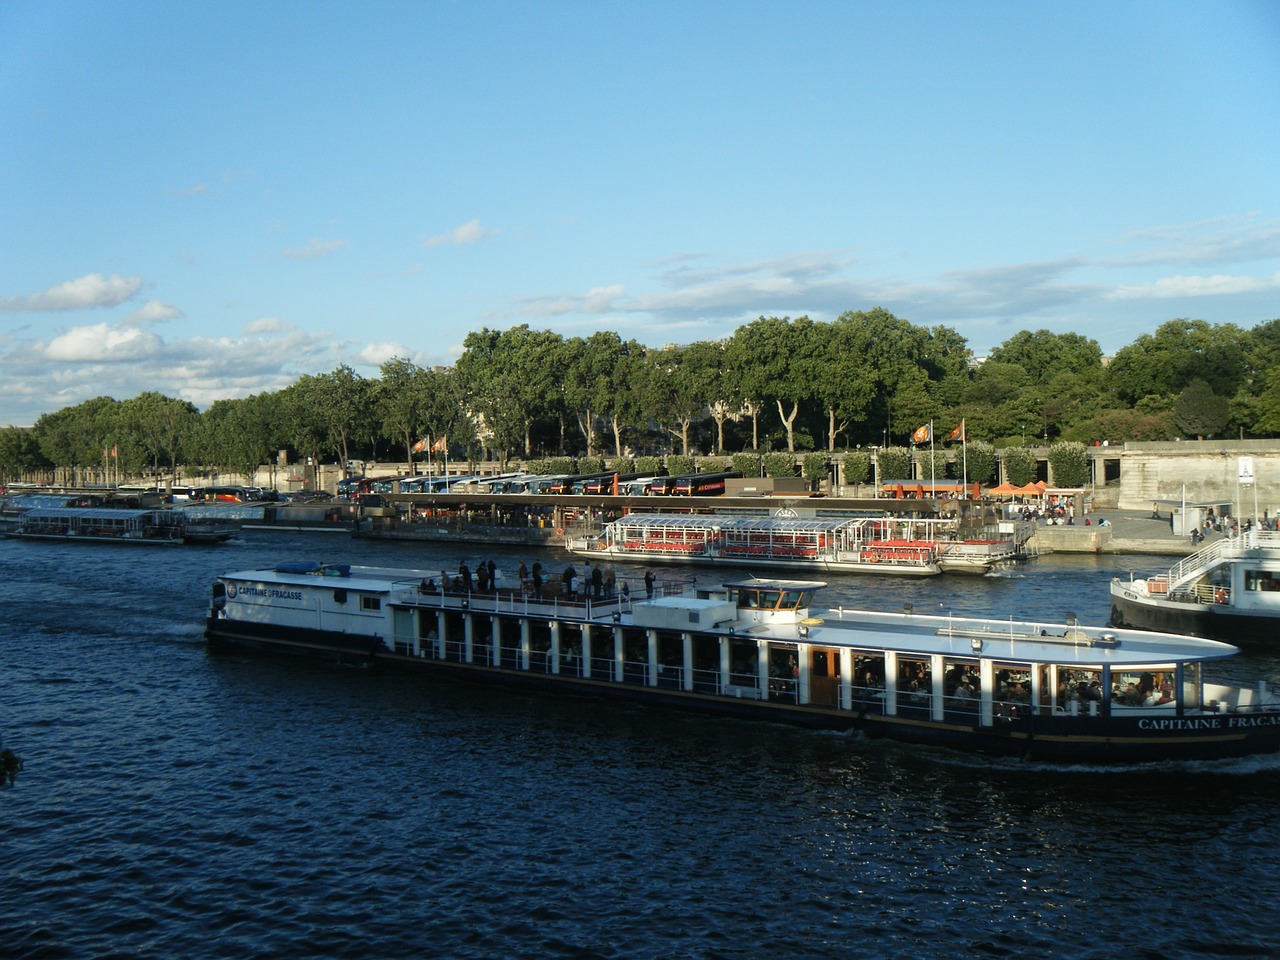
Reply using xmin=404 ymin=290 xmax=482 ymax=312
xmin=2 ymin=1 xmax=1279 ymax=427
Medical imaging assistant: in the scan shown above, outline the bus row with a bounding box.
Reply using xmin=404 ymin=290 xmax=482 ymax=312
xmin=337 ymin=470 xmax=743 ymax=499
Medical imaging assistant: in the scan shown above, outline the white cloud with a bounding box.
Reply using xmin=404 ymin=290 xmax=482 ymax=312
xmin=423 ymin=219 xmax=494 ymax=248
xmin=282 ymin=238 xmax=350 ymax=260
xmin=357 ymin=341 xmax=415 ymax=367
xmin=45 ymin=322 xmax=163 ymax=362
xmin=1109 ymin=272 xmax=1280 ymax=300
xmin=124 ymin=300 xmax=182 ymax=326
xmin=0 ymin=273 xmax=143 ymax=313
xmin=244 ymin=316 xmax=294 ymax=334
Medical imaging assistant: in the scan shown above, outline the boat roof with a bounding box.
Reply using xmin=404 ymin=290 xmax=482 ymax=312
xmin=217 ymin=563 xmax=1241 ymax=668
xmin=20 ymin=507 xmax=165 ymax=520
xmin=722 ymin=576 xmax=829 ymax=591
xmin=610 ymin=514 xmax=855 ymax=533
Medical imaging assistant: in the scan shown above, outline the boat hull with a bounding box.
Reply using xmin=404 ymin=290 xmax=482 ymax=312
xmin=571 ymin=544 xmax=941 ymax=576
xmin=206 ymin=615 xmax=1280 ymax=764
xmin=1110 ymin=583 xmax=1280 ymax=645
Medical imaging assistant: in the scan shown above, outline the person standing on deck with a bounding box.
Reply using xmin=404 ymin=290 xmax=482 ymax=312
xmin=644 ymin=569 xmax=655 ymax=599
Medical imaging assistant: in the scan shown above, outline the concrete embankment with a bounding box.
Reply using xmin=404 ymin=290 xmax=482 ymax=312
xmin=1029 ymin=509 xmax=1199 ymax=556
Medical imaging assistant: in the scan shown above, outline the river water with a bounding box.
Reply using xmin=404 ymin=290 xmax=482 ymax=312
xmin=3 ymin=533 xmax=1279 ymax=959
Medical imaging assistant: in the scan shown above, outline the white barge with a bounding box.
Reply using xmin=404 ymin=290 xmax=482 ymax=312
xmin=8 ymin=506 xmax=239 ymax=545
xmin=566 ymin=514 xmax=1027 ymax=575
xmin=206 ymin=561 xmax=1280 ymax=763
xmin=1110 ymin=528 xmax=1280 ymax=644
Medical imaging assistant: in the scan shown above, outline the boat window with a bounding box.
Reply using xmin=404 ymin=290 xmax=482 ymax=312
xmin=992 ymin=664 xmax=1032 ymax=718
xmin=360 ymin=596 xmax=382 ymax=612
xmin=1052 ymin=667 xmax=1102 ymax=712
xmin=1111 ymin=669 xmax=1175 ymax=707
xmin=1245 ymin=570 xmax=1280 ymax=592
xmin=896 ymin=656 xmax=932 ymax=711
xmin=943 ymin=659 xmax=979 ymax=701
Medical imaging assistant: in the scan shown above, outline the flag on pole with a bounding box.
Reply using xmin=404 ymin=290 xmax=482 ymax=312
xmin=911 ymin=423 xmax=931 ymax=444
xmin=411 ymin=439 xmax=428 ymax=453
xmin=947 ymin=420 xmax=965 ymax=442
xmin=431 ymin=436 xmax=448 ymax=452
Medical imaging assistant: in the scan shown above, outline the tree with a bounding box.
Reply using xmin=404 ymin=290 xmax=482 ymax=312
xmin=0 ymin=426 xmax=50 ymax=481
xmin=1173 ymin=379 xmax=1229 ymax=439
xmin=121 ymin=391 xmax=199 ymax=477
xmin=455 ymin=326 xmax=563 ymax=458
xmin=733 ymin=316 xmax=816 ymax=452
xmin=1105 ymin=319 xmax=1250 ymax=405
xmin=284 ymin=365 xmax=373 ymax=472
xmin=377 ymin=357 xmax=433 ymax=467
xmin=1001 ymin=447 xmax=1036 ymax=486
xmin=1047 ymin=441 xmax=1090 ymax=487
xmin=989 ymin=329 xmax=1103 ymax=385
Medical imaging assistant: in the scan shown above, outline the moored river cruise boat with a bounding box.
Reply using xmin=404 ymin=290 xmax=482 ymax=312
xmin=7 ymin=506 xmax=240 ymax=545
xmin=566 ymin=514 xmax=1027 ymax=576
xmin=206 ymin=561 xmax=1280 ymax=763
xmin=1110 ymin=528 xmax=1280 ymax=644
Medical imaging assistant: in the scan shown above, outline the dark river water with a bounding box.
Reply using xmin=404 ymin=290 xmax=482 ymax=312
xmin=3 ymin=532 xmax=1279 ymax=959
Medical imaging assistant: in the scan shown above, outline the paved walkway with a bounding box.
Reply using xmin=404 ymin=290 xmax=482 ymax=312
xmin=1030 ymin=507 xmax=1206 ymax=556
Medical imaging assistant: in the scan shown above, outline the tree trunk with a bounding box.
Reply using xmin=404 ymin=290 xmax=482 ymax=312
xmin=776 ymin=399 xmax=799 ymax=452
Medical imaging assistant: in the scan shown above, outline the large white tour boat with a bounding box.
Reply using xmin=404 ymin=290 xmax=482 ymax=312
xmin=565 ymin=513 xmax=1027 ymax=576
xmin=1110 ymin=528 xmax=1280 ymax=644
xmin=205 ymin=560 xmax=1280 ymax=763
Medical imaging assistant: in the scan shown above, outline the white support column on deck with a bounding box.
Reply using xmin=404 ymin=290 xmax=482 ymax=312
xmin=719 ymin=636 xmax=731 ymax=693
xmin=682 ymin=634 xmax=694 ymax=692
xmin=490 ymin=615 xmax=501 ymax=667
xmin=1029 ymin=660 xmax=1042 ymax=713
xmin=931 ymin=654 xmax=946 ymax=722
xmin=520 ymin=619 xmax=531 ymax=671
xmin=613 ymin=626 xmax=624 ymax=683
xmin=883 ymin=651 xmax=898 ymax=715
xmin=436 ymin=610 xmax=446 ymax=660
xmin=549 ymin=621 xmax=561 ymax=675
xmin=797 ymin=642 xmax=811 ymax=705
xmin=580 ymin=624 xmax=592 ymax=679
xmin=839 ymin=648 xmax=853 ymax=710
xmin=979 ymin=658 xmax=995 ymax=727
xmin=647 ymin=629 xmax=659 ymax=687
xmin=463 ymin=612 xmax=474 ymax=664
xmin=756 ymin=640 xmax=769 ymax=698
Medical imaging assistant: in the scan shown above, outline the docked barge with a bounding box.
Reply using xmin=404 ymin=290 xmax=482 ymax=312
xmin=1110 ymin=528 xmax=1280 ymax=644
xmin=205 ymin=562 xmax=1280 ymax=763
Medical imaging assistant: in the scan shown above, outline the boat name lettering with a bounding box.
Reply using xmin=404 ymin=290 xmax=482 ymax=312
xmin=1225 ymin=715 xmax=1280 ymax=728
xmin=1137 ymin=718 xmax=1220 ymax=731
xmin=238 ymin=584 xmax=304 ymax=601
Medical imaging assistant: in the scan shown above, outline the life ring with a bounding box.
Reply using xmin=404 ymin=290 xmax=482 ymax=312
xmin=1214 ymin=588 xmax=1227 ymax=604
xmin=555 ymin=527 xmax=565 ymax=536
xmin=867 ymin=552 xmax=878 ymax=563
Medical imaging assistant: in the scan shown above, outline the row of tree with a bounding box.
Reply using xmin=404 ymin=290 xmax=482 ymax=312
xmin=2 ymin=310 xmax=1278 ymax=483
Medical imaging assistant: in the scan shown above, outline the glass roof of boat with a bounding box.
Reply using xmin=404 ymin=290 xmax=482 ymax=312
xmin=611 ymin=514 xmax=855 ymax=532
xmin=20 ymin=507 xmax=164 ymax=520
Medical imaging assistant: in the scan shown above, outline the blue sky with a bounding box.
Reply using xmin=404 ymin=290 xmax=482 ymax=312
xmin=2 ymin=1 xmax=1278 ymax=426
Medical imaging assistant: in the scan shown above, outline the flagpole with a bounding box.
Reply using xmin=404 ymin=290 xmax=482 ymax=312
xmin=961 ymin=418 xmax=968 ymax=496
xmin=929 ymin=419 xmax=935 ymax=497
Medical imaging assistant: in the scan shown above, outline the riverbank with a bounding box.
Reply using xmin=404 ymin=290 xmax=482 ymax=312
xmin=1030 ymin=508 xmax=1204 ymax=555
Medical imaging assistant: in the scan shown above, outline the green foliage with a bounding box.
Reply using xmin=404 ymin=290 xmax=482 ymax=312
xmin=0 ymin=426 xmax=50 ymax=481
xmin=841 ymin=451 xmax=870 ymax=485
xmin=963 ymin=441 xmax=997 ymax=485
xmin=606 ymin=457 xmax=634 ymax=474
xmin=545 ymin=457 xmax=576 ymax=476
xmin=731 ymin=452 xmax=762 ymax=478
xmin=578 ymin=456 xmax=605 ymax=475
xmin=917 ymin=448 xmax=949 ymax=482
xmin=762 ymin=452 xmax=797 ymax=477
xmin=1001 ymin=447 xmax=1037 ymax=486
xmin=801 ymin=452 xmax=830 ymax=483
xmin=635 ymin=456 xmax=663 ymax=475
xmin=1173 ymin=379 xmax=1229 ymax=439
xmin=666 ymin=454 xmax=696 ymax=477
xmin=1047 ymin=441 xmax=1089 ymax=487
xmin=876 ymin=446 xmax=910 ymax=482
